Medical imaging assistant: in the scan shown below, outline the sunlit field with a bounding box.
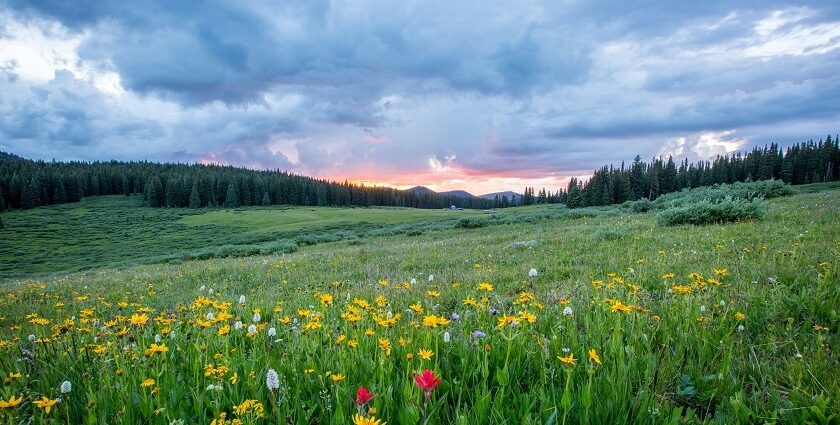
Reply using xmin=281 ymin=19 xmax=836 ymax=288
xmin=0 ymin=187 xmax=838 ymax=424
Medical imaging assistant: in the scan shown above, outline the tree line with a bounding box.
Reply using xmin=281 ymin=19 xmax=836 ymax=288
xmin=516 ymin=135 xmax=839 ymax=208
xmin=1 ymin=135 xmax=837 ymax=213
xmin=0 ymin=153 xmax=495 ymax=211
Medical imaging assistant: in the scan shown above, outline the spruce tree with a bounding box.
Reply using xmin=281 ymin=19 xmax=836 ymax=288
xmin=262 ymin=192 xmax=271 ymax=206
xmin=189 ymin=182 xmax=201 ymax=209
xmin=224 ymin=183 xmax=239 ymax=208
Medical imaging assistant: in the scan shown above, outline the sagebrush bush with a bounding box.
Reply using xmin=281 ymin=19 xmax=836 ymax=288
xmin=589 ymin=227 xmax=626 ymax=241
xmin=629 ymin=198 xmax=654 ymax=213
xmin=655 ymin=179 xmax=792 ymax=209
xmin=456 ymin=216 xmax=490 ymax=228
xmin=656 ymin=197 xmax=765 ymax=226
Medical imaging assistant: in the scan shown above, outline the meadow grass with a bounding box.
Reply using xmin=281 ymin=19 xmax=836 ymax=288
xmin=0 ymin=196 xmax=479 ymax=278
xmin=0 ymin=186 xmax=837 ymax=424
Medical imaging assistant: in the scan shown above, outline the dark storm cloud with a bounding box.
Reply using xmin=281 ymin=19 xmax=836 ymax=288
xmin=1 ymin=0 xmax=840 ymax=190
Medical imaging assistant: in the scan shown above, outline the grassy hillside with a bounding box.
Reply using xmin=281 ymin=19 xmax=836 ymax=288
xmin=0 ymin=185 xmax=837 ymax=423
xmin=0 ymin=196 xmax=481 ymax=277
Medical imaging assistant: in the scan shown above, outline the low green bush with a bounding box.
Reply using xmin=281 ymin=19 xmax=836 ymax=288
xmin=655 ymin=179 xmax=792 ymax=209
xmin=656 ymin=197 xmax=765 ymax=226
xmin=629 ymin=198 xmax=654 ymax=213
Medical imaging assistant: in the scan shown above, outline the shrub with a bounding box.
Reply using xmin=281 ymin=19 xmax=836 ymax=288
xmin=655 ymin=180 xmax=792 ymax=209
xmin=629 ymin=198 xmax=654 ymax=213
xmin=656 ymin=197 xmax=765 ymax=226
xmin=589 ymin=227 xmax=626 ymax=241
xmin=258 ymin=240 xmax=298 ymax=255
xmin=456 ymin=217 xmax=489 ymax=228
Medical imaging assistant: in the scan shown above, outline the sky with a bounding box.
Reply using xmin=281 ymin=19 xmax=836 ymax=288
xmin=0 ymin=1 xmax=839 ymax=195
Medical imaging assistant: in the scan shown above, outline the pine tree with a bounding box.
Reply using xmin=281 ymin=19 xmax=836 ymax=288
xmin=224 ymin=183 xmax=239 ymax=208
xmin=262 ymin=192 xmax=271 ymax=206
xmin=21 ymin=177 xmax=40 ymax=209
xmin=189 ymin=181 xmax=201 ymax=209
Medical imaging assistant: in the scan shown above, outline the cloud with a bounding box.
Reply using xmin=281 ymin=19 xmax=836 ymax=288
xmin=1 ymin=2 xmax=839 ymax=193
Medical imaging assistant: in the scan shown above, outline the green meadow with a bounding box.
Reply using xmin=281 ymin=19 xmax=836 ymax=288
xmin=0 ymin=183 xmax=837 ymax=424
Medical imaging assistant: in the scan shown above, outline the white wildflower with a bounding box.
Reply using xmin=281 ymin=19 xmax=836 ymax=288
xmin=266 ymin=369 xmax=280 ymax=391
xmin=268 ymin=327 xmax=276 ymax=337
xmin=737 ymin=325 xmax=745 ymax=332
xmin=199 ymin=285 xmax=206 ymax=292
xmin=443 ymin=331 xmax=450 ymax=343
xmin=239 ymin=295 xmax=246 ymax=305
xmin=154 ymin=334 xmax=161 ymax=343
xmin=234 ymin=321 xmax=243 ymax=330
xmin=563 ymin=306 xmax=574 ymax=316
xmin=205 ymin=312 xmax=214 ymax=321
xmin=60 ymin=380 xmax=72 ymax=394
xmin=253 ymin=312 xmax=261 ymax=323
xmin=528 ymin=268 xmax=538 ymax=278
xmin=428 ymin=274 xmax=434 ymax=282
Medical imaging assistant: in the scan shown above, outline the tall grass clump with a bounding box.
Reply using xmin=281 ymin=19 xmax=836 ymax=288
xmin=656 ymin=197 xmax=765 ymax=226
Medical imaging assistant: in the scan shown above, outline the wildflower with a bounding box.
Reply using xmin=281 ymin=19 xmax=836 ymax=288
xmin=233 ymin=321 xmax=243 ymax=330
xmin=0 ymin=395 xmax=22 ymax=408
xmin=352 ymin=414 xmax=386 ymax=425
xmin=266 ymin=369 xmax=279 ymax=391
xmin=130 ymin=314 xmax=148 ymax=326
xmin=331 ymin=374 xmax=346 ymax=382
xmin=218 ymin=325 xmax=230 ymax=336
xmin=414 ymin=369 xmax=441 ymax=399
xmin=450 ymin=312 xmax=460 ymax=321
xmin=34 ymin=397 xmax=58 ymax=413
xmin=737 ymin=325 xmax=745 ymax=332
xmin=418 ymin=349 xmax=434 ymax=360
xmin=426 ymin=290 xmax=440 ymax=298
xmin=588 ymin=349 xmax=602 ymax=365
xmin=528 ymin=268 xmax=538 ymax=277
xmin=355 ymin=386 xmax=374 ymax=407
xmin=558 ymin=353 xmax=576 ymax=367
xmin=267 ymin=327 xmax=276 ymax=337
xmin=378 ymin=339 xmax=392 ymax=356
xmin=60 ymin=380 xmax=72 ymax=394
xmin=471 ymin=330 xmax=486 ymax=338
xmin=253 ymin=312 xmax=261 ymax=323
xmin=28 ymin=334 xmax=36 ymax=343
xmin=239 ymin=295 xmax=246 ymax=305
xmin=144 ymin=343 xmax=169 ymax=356
xmin=562 ymin=306 xmax=573 ymax=316
xmin=442 ymin=331 xmax=450 ymax=343
xmin=247 ymin=324 xmax=257 ymax=334
xmin=477 ymin=282 xmax=493 ymax=292
xmin=422 ymin=315 xmax=450 ymax=328
xmin=141 ymin=378 xmax=155 ymax=387
xmin=496 ymin=314 xmax=518 ymax=328
xmin=735 ymin=312 xmax=746 ymax=321
xmin=199 ymin=285 xmax=206 ymax=291
xmin=700 ymin=305 xmax=706 ymax=313
xmin=814 ymin=324 xmax=829 ymax=332
xmin=428 ymin=274 xmax=434 ymax=282
xmin=489 ymin=307 xmax=499 ymax=315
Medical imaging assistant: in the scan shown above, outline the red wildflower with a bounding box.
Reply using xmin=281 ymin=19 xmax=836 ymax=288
xmin=414 ymin=369 xmax=441 ymax=399
xmin=355 ymin=386 xmax=374 ymax=406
